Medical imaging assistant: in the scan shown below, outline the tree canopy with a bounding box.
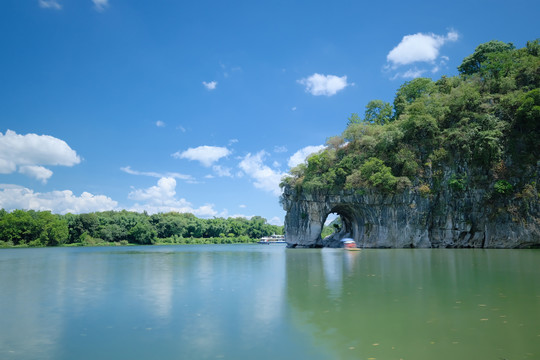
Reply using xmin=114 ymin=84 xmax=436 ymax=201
xmin=0 ymin=210 xmax=283 ymax=247
xmin=281 ymin=39 xmax=540 ymax=200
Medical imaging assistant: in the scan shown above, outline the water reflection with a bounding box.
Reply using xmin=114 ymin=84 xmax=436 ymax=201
xmin=0 ymin=245 xmax=324 ymax=360
xmin=1 ymin=246 xmax=538 ymax=360
xmin=0 ymin=249 xmax=65 ymax=359
xmin=285 ymin=249 xmax=540 ymax=360
xmin=321 ymin=249 xmax=343 ymax=299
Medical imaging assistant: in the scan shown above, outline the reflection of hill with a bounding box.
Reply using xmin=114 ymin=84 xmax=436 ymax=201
xmin=285 ymin=249 xmax=540 ymax=360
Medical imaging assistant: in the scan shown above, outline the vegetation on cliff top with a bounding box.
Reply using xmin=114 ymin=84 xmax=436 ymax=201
xmin=281 ymin=39 xmax=540 ymax=198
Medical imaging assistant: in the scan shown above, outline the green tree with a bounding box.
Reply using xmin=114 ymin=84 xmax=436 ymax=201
xmin=393 ymin=78 xmax=436 ymax=120
xmin=129 ymin=222 xmax=156 ymax=244
xmin=359 ymin=157 xmax=397 ymax=192
xmin=347 ymin=113 xmax=362 ymax=125
xmin=458 ymin=40 xmax=515 ymax=75
xmin=364 ymin=100 xmax=393 ymax=125
xmin=37 ymin=211 xmax=69 ymax=246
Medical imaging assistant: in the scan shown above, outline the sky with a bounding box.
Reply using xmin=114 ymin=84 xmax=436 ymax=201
xmin=0 ymin=0 xmax=538 ymax=225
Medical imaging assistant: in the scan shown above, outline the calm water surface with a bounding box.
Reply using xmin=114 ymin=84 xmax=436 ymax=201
xmin=0 ymin=245 xmax=539 ymax=360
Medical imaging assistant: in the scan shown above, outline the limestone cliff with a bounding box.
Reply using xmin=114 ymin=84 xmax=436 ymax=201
xmin=281 ymin=169 xmax=540 ymax=248
xmin=280 ymin=40 xmax=540 ymax=249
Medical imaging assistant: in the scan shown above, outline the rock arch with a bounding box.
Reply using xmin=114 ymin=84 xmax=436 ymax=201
xmin=280 ymin=188 xmax=436 ymax=248
xmin=321 ymin=204 xmax=363 ymax=247
xmin=281 ymin=186 xmax=540 ymax=248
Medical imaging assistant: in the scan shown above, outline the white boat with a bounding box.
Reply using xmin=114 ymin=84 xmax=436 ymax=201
xmin=258 ymin=235 xmax=286 ymax=244
xmin=342 ymin=238 xmax=361 ymax=251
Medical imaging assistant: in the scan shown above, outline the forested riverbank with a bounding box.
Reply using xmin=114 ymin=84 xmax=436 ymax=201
xmin=0 ymin=209 xmax=283 ymax=247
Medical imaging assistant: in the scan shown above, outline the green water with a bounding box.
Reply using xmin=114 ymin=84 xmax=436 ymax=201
xmin=0 ymin=246 xmax=538 ymax=360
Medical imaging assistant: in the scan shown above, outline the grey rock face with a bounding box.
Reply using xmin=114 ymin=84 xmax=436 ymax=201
xmin=281 ymin=185 xmax=540 ymax=249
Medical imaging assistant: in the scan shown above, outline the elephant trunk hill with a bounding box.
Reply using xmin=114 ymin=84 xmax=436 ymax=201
xmin=281 ymin=39 xmax=540 ymax=248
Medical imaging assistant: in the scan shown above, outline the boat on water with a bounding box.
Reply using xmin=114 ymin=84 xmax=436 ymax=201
xmin=342 ymin=238 xmax=361 ymax=251
xmin=258 ymin=235 xmax=286 ymax=244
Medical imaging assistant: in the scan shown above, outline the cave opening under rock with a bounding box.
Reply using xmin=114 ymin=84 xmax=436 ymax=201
xmin=321 ymin=204 xmax=364 ymax=248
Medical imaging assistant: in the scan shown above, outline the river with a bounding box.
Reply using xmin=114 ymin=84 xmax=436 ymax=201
xmin=0 ymin=245 xmax=538 ymax=360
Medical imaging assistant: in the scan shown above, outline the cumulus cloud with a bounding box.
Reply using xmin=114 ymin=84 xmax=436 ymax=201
xmin=129 ymin=177 xmax=176 ymax=202
xmin=387 ymin=31 xmax=458 ymax=66
xmin=386 ymin=30 xmax=459 ymax=79
xmin=203 ymin=81 xmax=218 ymax=90
xmin=172 ymin=145 xmax=231 ymax=167
xmin=92 ymin=0 xmax=109 ymax=11
xmin=128 ymin=177 xmax=217 ymax=217
xmin=297 ymin=73 xmax=350 ymax=96
xmin=0 ymin=130 xmax=80 ymax=181
xmin=0 ymin=184 xmax=117 ymax=214
xmin=238 ymin=151 xmax=285 ymax=196
xmin=38 ymin=0 xmax=61 ymax=9
xmin=288 ymin=145 xmax=325 ymax=168
xmin=18 ymin=166 xmax=53 ymax=184
xmin=121 ymin=166 xmax=195 ymax=182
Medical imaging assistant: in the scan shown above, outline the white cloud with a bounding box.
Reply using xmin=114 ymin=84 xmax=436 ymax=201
xmin=177 ymin=125 xmax=186 ymax=132
xmin=212 ymin=165 xmax=233 ymax=177
xmin=172 ymin=145 xmax=231 ymax=167
xmin=129 ymin=177 xmax=176 ymax=202
xmin=0 ymin=184 xmax=117 ymax=214
xmin=446 ymin=32 xmax=459 ymax=42
xmin=391 ymin=68 xmax=427 ymax=80
xmin=217 ymin=208 xmax=254 ymax=220
xmin=18 ymin=166 xmax=53 ymax=184
xmin=238 ymin=151 xmax=285 ymax=196
xmin=268 ymin=216 xmax=283 ymax=226
xmin=121 ymin=166 xmax=195 ymax=182
xmin=385 ymin=30 xmax=459 ymax=79
xmin=239 ymin=204 xmax=246 ymax=208
xmin=156 ymin=121 xmax=166 ymax=127
xmin=0 ymin=130 xmax=80 ymax=180
xmin=387 ymin=31 xmax=458 ymax=66
xmin=39 ymin=0 xmax=61 ymax=9
xmin=273 ymin=145 xmax=287 ymax=153
xmin=297 ymin=73 xmax=349 ymax=96
xmin=203 ymin=81 xmax=217 ymax=90
xmin=288 ymin=145 xmax=325 ymax=168
xmin=92 ymin=0 xmax=109 ymax=11
xmin=128 ymin=177 xmax=217 ymax=217
xmin=292 ymin=106 xmax=297 ymax=111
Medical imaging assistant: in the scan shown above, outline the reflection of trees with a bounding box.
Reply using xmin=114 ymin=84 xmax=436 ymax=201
xmin=285 ymin=249 xmax=540 ymax=360
xmin=0 ymin=250 xmax=70 ymax=359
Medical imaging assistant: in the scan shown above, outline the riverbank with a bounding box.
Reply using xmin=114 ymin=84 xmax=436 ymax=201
xmin=0 ymin=236 xmax=259 ymax=248
xmin=0 ymin=209 xmax=282 ymax=247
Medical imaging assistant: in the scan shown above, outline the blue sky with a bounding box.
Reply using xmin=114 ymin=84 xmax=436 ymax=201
xmin=1 ymin=0 xmax=538 ymax=225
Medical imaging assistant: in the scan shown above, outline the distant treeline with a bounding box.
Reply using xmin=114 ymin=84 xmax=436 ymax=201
xmin=0 ymin=209 xmax=283 ymax=247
